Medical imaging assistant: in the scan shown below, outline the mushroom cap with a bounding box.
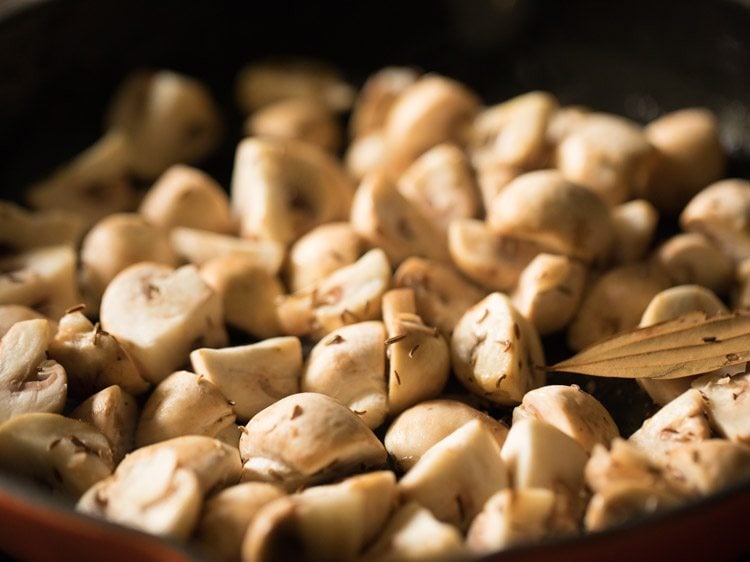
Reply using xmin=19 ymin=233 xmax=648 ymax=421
xmin=350 ymin=66 xmax=419 ymax=138
xmin=0 ymin=304 xmax=47 ymax=339
xmin=653 ymin=232 xmax=734 ymax=294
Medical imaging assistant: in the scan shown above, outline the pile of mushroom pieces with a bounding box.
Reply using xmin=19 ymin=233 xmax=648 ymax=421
xmin=1 ymin=60 xmax=750 ymax=562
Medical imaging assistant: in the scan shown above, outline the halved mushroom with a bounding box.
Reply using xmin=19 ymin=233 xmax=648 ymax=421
xmin=691 ymin=367 xmax=750 ymax=445
xmin=100 ymin=262 xmax=227 ymax=384
xmin=135 ymin=370 xmax=236 ymax=447
xmin=277 ymin=248 xmax=391 ymax=341
xmin=0 ymin=304 xmax=47 ymax=339
xmin=584 ymin=482 xmax=683 ymax=532
xmin=611 ymin=199 xmax=659 ymax=264
xmin=199 ymin=254 xmax=284 ymax=339
xmin=70 ymin=385 xmax=138 ymax=464
xmin=451 ymin=292 xmax=545 ymax=405
xmin=398 ymin=419 xmax=508 ymax=530
xmin=302 ymin=322 xmax=387 ymax=429
xmin=0 ymin=245 xmax=81 ymax=319
xmin=0 ymin=201 xmax=84 ymax=252
xmin=239 ymin=393 xmax=387 ymax=491
xmin=653 ymin=232 xmax=735 ymax=295
xmin=382 ymin=288 xmax=450 ymax=415
xmin=0 ymin=319 xmax=66 ymax=423
xmin=384 ymin=399 xmax=508 ymax=472
xmin=190 ymin=337 xmax=302 ymax=422
xmin=487 ymin=170 xmax=614 ymax=264
xmin=0 ymin=412 xmax=112 ymax=497
xmin=511 ymin=253 xmax=587 ymax=335
xmin=663 ymin=439 xmax=750 ymax=495
xmin=513 ymin=385 xmax=619 ymax=454
xmin=393 ymin=257 xmax=486 ymax=338
xmin=139 ymin=165 xmax=233 ymax=233
xmin=350 ymin=172 xmax=449 ymax=266
xmin=230 ymin=137 xmax=354 ymax=245
xmin=349 ymin=66 xmax=420 ymax=139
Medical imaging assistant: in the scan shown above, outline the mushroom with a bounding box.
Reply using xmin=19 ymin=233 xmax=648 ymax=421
xmin=0 ymin=319 xmax=66 ymax=423
xmin=99 ymin=262 xmax=227 ymax=384
xmin=398 ymin=143 xmax=480 ymax=232
xmin=215 ymin=424 xmax=244 ymax=450
xmin=451 ymin=292 xmax=545 ymax=405
xmin=245 ymin=98 xmax=342 ymax=153
xmin=384 ymin=399 xmax=508 ymax=472
xmin=0 ymin=304 xmax=47 ymax=339
xmin=555 ymin=113 xmax=654 ymax=206
xmin=382 ymin=288 xmax=450 ymax=414
xmin=345 ymin=132 xmax=387 ymax=182
xmin=691 ymin=367 xmax=750 ymax=445
xmin=239 ymin=393 xmax=387 ymax=491
xmin=190 ymin=337 xmax=302 ymax=422
xmin=0 ymin=201 xmax=84 ymax=252
xmin=393 ymin=256 xmax=486 ymax=338
xmin=302 ymin=322 xmax=387 ymax=429
xmin=349 ymin=66 xmax=420 ymax=138
xmin=398 ymin=419 xmax=508 ymax=530
xmin=0 ymin=245 xmax=81 ymax=319
xmin=680 ymin=179 xmax=750 ymax=263
xmin=79 ymin=213 xmax=176 ymax=311
xmin=135 ymin=370 xmax=236 ymax=447
xmin=653 ymin=232 xmax=734 ymax=295
xmin=641 ymin=108 xmax=726 ymax=215
xmin=611 ymin=199 xmax=659 ymax=264
xmin=487 ymin=170 xmax=614 ymax=264
xmin=199 ymin=254 xmax=284 ymax=339
xmin=663 ymin=439 xmax=750 ymax=495
xmin=474 ymin=162 xmax=523 ymax=215
xmin=733 ymin=258 xmax=750 ymax=310
xmin=545 ymin=105 xmax=591 ymax=147
xmin=513 ymin=385 xmax=619 ymax=454
xmin=350 ymin=172 xmax=449 ymax=266
xmin=0 ymin=412 xmax=112 ymax=497
xmin=196 ymin=482 xmax=286 ymax=562
xmin=585 ymin=438 xmax=675 ymax=495
xmin=138 ymin=165 xmax=233 ymax=234
xmin=276 ymin=248 xmax=391 ymax=341
xmin=230 ymin=137 xmax=354 ymax=245
xmin=584 ymin=482 xmax=683 ymax=532
xmin=511 ymin=253 xmax=587 ymax=335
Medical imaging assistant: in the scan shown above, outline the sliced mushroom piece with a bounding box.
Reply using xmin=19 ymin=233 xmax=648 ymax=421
xmin=487 ymin=170 xmax=614 ymax=264
xmin=170 ymin=227 xmax=284 ymax=275
xmin=511 ymin=253 xmax=587 ymax=335
xmin=584 ymin=483 xmax=684 ymax=532
xmin=200 ymin=254 xmax=284 ymax=339
xmin=398 ymin=419 xmax=508 ymax=530
xmin=585 ymin=438 xmax=674 ymax=495
xmin=345 ymin=132 xmax=387 ymax=182
xmin=0 ymin=201 xmax=84 ymax=252
xmin=277 ymin=248 xmax=391 ymax=341
xmin=680 ymin=179 xmax=750 ymax=263
xmin=190 ymin=337 xmax=302 ymax=422
xmin=100 ymin=262 xmax=227 ymax=384
xmin=513 ymin=385 xmax=619 ymax=454
xmin=286 ymin=222 xmax=364 ymax=292
xmin=302 ymin=322 xmax=387 ymax=429
xmin=0 ymin=245 xmax=81 ymax=319
xmin=629 ymin=389 xmax=712 ymax=462
xmin=230 ymin=137 xmax=354 ymax=245
xmin=135 ymin=370 xmax=235 ymax=447
xmin=0 ymin=412 xmax=112 ymax=498
xmin=351 ymin=172 xmax=449 ymax=266
xmin=80 ymin=213 xmax=176 ymax=311
xmin=393 ymin=256 xmax=486 ymax=338
xmin=653 ymin=232 xmax=735 ymax=295
xmin=0 ymin=319 xmax=66 ymax=423
xmin=611 ymin=199 xmax=659 ymax=264
xmin=239 ymin=393 xmax=387 ymax=491
xmin=663 ymin=439 xmax=750 ymax=495
xmin=139 ymin=164 xmax=233 ymax=233
xmin=398 ymin=143 xmax=480 ymax=232
xmin=0 ymin=304 xmax=47 ymax=339
xmin=349 ymin=66 xmax=420 ymax=138
xmin=196 ymin=482 xmax=285 ymax=562
xmin=451 ymin=292 xmax=545 ymax=406
xmin=382 ymin=288 xmax=450 ymax=415
xmin=385 ymin=399 xmax=508 ymax=472
xmin=691 ymin=368 xmax=750 ymax=444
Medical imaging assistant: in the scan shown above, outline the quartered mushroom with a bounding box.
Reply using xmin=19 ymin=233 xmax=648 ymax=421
xmin=100 ymin=262 xmax=227 ymax=384
xmin=691 ymin=367 xmax=750 ymax=444
xmin=276 ymin=248 xmax=391 ymax=341
xmin=393 ymin=256 xmax=486 ymax=338
xmin=663 ymin=439 xmax=750 ymax=495
xmin=0 ymin=304 xmax=47 ymax=339
xmin=398 ymin=419 xmax=508 ymax=530
xmin=139 ymin=165 xmax=233 ymax=233
xmin=190 ymin=337 xmax=302 ymax=422
xmin=0 ymin=319 xmax=66 ymax=423
xmin=350 ymin=172 xmax=449 ymax=266
xmin=384 ymin=399 xmax=508 ymax=472
xmin=70 ymin=385 xmax=138 ymax=464
xmin=0 ymin=412 xmax=112 ymax=498
xmin=0 ymin=201 xmax=84 ymax=252
xmin=302 ymin=322 xmax=388 ymax=429
xmin=344 ymin=132 xmax=387 ymax=181
xmin=653 ymin=232 xmax=735 ymax=295
xmin=239 ymin=393 xmax=387 ymax=491
xmin=242 ymin=471 xmax=396 ymax=562
xmin=135 ymin=370 xmax=236 ymax=447
xmin=513 ymin=385 xmax=619 ymax=454
xmin=451 ymin=292 xmax=545 ymax=405
xmin=584 ymin=482 xmax=683 ymax=532
xmin=199 ymin=254 xmax=284 ymax=340
xmin=349 ymin=66 xmax=420 ymax=139
xmin=511 ymin=253 xmax=587 ymax=335
xmin=611 ymin=199 xmax=659 ymax=264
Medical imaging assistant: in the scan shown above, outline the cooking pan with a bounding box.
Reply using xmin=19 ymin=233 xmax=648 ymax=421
xmin=0 ymin=0 xmax=750 ymax=560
